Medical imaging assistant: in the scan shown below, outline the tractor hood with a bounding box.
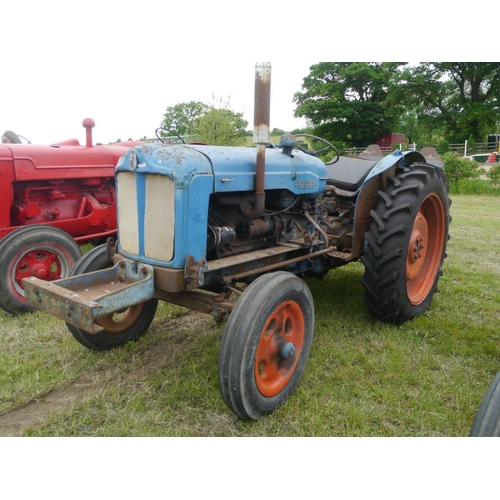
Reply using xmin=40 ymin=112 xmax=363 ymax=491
xmin=116 ymin=143 xmax=327 ymax=197
xmin=1 ymin=141 xmax=142 ymax=181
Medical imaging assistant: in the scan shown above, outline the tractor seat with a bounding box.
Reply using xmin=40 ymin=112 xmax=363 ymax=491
xmin=326 ymin=156 xmax=377 ymax=192
xmin=326 ymin=145 xmax=383 ymax=192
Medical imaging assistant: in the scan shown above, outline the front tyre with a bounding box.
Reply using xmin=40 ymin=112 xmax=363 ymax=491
xmin=361 ymin=163 xmax=451 ymax=324
xmin=66 ymin=244 xmax=158 ymax=350
xmin=218 ymin=272 xmax=314 ymax=420
xmin=470 ymin=371 xmax=500 ymax=437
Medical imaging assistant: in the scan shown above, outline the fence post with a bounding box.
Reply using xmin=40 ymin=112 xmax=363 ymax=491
xmin=464 ymin=139 xmax=468 ymax=157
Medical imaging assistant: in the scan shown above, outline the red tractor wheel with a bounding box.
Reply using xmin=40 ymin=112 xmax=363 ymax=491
xmin=66 ymin=244 xmax=158 ymax=350
xmin=218 ymin=271 xmax=314 ymax=420
xmin=361 ymin=162 xmax=451 ymax=324
xmin=0 ymin=226 xmax=82 ymax=314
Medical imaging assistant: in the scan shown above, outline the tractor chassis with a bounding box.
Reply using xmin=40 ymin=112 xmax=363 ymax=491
xmin=22 ymin=237 xmax=352 ymax=334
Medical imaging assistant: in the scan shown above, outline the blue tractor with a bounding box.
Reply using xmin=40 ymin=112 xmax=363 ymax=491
xmin=23 ymin=63 xmax=451 ymax=420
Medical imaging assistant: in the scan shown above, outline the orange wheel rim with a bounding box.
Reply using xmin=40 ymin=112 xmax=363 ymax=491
xmin=254 ymin=300 xmax=304 ymax=397
xmin=406 ymin=193 xmax=446 ymax=305
xmin=96 ymin=303 xmax=145 ymax=334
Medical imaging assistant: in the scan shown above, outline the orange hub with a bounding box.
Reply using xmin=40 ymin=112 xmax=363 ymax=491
xmin=254 ymin=300 xmax=304 ymax=397
xmin=96 ymin=303 xmax=146 ymax=334
xmin=406 ymin=193 xmax=446 ymax=305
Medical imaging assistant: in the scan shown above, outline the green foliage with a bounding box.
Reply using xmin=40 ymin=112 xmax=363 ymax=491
xmin=442 ymin=151 xmax=482 ymax=188
xmin=160 ymin=101 xmax=209 ymax=136
xmin=293 ymin=62 xmax=405 ymax=147
xmin=450 ymin=179 xmax=500 ymax=195
xmin=392 ymin=63 xmax=500 ymax=143
xmin=195 ymin=108 xmax=248 ymax=146
xmin=392 ymin=107 xmax=446 ymax=146
xmin=486 ymin=164 xmax=500 ymax=186
xmin=160 ymin=97 xmax=248 ymax=146
xmin=291 ymin=127 xmax=313 ymax=135
xmin=271 ymin=127 xmax=285 ymax=136
xmin=467 ymin=135 xmax=477 ymax=154
xmin=293 ymin=62 xmax=499 ymax=148
xmin=393 ymin=108 xmax=418 ymax=144
xmin=437 ymin=139 xmax=450 ymax=155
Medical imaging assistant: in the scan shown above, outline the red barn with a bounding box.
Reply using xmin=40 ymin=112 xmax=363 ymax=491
xmin=376 ymin=133 xmax=406 ymax=149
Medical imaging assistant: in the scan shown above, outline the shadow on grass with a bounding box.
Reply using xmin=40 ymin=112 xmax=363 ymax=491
xmin=304 ymin=262 xmax=369 ymax=322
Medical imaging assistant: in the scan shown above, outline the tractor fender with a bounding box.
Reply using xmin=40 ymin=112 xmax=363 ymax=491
xmin=362 ymin=149 xmax=428 ymax=185
xmin=351 ymin=150 xmax=429 ymax=257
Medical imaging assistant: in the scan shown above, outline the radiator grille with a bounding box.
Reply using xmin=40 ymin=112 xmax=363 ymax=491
xmin=117 ymin=172 xmax=139 ymax=255
xmin=144 ymin=174 xmax=175 ymax=261
xmin=117 ymin=172 xmax=175 ymax=262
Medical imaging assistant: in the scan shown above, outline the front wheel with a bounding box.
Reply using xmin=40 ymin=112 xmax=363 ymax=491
xmin=361 ymin=162 xmax=451 ymax=324
xmin=66 ymin=244 xmax=158 ymax=350
xmin=218 ymin=271 xmax=314 ymax=420
xmin=0 ymin=225 xmax=82 ymax=314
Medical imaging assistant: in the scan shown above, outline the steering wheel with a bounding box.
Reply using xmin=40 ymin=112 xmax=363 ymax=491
xmin=155 ymin=128 xmax=185 ymax=145
xmin=293 ymin=133 xmax=339 ymax=165
xmin=18 ymin=134 xmax=32 ymax=144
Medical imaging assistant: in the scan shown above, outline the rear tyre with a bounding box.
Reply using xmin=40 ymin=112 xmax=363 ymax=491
xmin=470 ymin=371 xmax=500 ymax=437
xmin=66 ymin=245 xmax=158 ymax=350
xmin=361 ymin=163 xmax=451 ymax=324
xmin=0 ymin=225 xmax=82 ymax=314
xmin=218 ymin=271 xmax=314 ymax=420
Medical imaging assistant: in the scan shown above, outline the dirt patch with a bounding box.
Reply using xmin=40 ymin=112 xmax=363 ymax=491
xmin=0 ymin=311 xmax=212 ymax=436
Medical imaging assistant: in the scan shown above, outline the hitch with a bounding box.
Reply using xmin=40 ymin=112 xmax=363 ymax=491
xmin=22 ymin=259 xmax=155 ymax=334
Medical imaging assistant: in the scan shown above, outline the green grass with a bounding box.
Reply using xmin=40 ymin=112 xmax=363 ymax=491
xmin=1 ymin=195 xmax=499 ymax=436
xmin=449 ymin=178 xmax=500 ymax=196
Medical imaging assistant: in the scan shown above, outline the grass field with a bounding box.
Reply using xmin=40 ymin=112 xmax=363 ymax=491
xmin=0 ymin=194 xmax=499 ymax=437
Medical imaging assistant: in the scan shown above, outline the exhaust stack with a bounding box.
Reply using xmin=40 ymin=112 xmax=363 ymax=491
xmin=242 ymin=62 xmax=271 ymax=220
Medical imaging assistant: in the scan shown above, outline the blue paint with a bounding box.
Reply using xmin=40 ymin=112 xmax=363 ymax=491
xmin=115 ymin=143 xmax=327 ymax=269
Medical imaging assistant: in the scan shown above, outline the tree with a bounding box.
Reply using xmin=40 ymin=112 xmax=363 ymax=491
xmin=159 ymin=101 xmax=209 ymax=136
xmin=293 ymin=62 xmax=405 ymax=147
xmin=195 ymin=108 xmax=248 ymax=146
xmin=391 ymin=63 xmax=500 ymax=143
xmin=391 ymin=107 xmax=442 ymax=145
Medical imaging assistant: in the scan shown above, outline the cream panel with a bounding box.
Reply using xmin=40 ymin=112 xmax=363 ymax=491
xmin=144 ymin=175 xmax=175 ymax=261
xmin=117 ymin=172 xmax=139 ymax=255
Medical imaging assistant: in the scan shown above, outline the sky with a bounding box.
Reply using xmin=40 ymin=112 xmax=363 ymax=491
xmin=1 ymin=1 xmax=318 ymax=144
xmin=1 ymin=1 xmax=489 ymax=146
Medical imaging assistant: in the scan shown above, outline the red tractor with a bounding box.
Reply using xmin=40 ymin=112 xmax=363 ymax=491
xmin=0 ymin=118 xmax=141 ymax=314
